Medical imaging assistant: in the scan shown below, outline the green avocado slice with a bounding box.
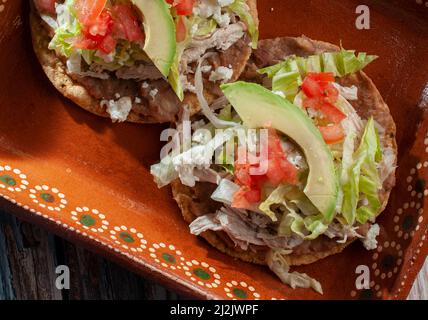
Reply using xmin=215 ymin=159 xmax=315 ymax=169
xmin=221 ymin=81 xmax=338 ymax=221
xmin=131 ymin=0 xmax=176 ymax=77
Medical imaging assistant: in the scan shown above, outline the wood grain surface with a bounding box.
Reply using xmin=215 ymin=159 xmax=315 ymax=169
xmin=408 ymin=258 xmax=428 ymax=300
xmin=0 ymin=207 xmax=180 ymax=300
xmin=0 ymin=204 xmax=425 ymax=300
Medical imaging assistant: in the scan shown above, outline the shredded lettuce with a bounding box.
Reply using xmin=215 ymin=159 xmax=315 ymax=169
xmin=151 ymin=129 xmax=236 ymax=188
xmin=258 ymin=48 xmax=377 ymax=101
xmin=341 ymin=118 xmax=382 ymax=225
xmin=168 ymin=43 xmax=186 ymax=101
xmin=259 ymin=184 xmax=327 ymax=239
xmin=48 ymin=0 xmax=81 ymax=57
xmin=272 ymin=69 xmax=301 ymax=102
xmin=168 ymin=16 xmax=193 ymax=101
xmin=48 ymin=0 xmax=148 ymax=74
xmin=190 ymin=16 xmax=218 ymax=37
xmin=280 ymin=212 xmax=328 ymax=240
xmin=267 ymin=249 xmax=323 ymax=294
xmin=228 ymin=0 xmax=258 ymax=49
xmin=259 ymin=184 xmax=291 ymax=221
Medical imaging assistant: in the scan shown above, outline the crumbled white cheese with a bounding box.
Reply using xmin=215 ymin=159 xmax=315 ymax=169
xmin=114 ymin=93 xmax=121 ymax=99
xmin=149 ymin=88 xmax=159 ymax=99
xmin=101 ymin=96 xmax=133 ymax=123
xmin=193 ymin=0 xmax=232 ymax=28
xmin=142 ymin=82 xmax=149 ymax=89
xmin=193 ymin=0 xmax=218 ymax=17
xmin=214 ymin=12 xmax=231 ymax=28
xmin=209 ymin=66 xmax=233 ymax=83
xmin=361 ymin=223 xmax=380 ymax=250
xmin=192 ymin=129 xmax=212 ymax=145
xmin=135 ymin=97 xmax=142 ymax=104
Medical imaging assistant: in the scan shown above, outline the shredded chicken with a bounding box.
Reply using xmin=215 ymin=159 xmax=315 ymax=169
xmin=181 ymin=22 xmax=246 ymax=65
xmin=194 ymin=168 xmax=222 ymax=184
xmin=324 ymin=222 xmax=363 ymax=243
xmin=189 ymin=206 xmax=304 ymax=251
xmin=189 ymin=214 xmax=224 ymax=235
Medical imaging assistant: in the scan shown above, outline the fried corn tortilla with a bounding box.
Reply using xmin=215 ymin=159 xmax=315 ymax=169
xmin=171 ymin=36 xmax=397 ymax=266
xmin=30 ymin=0 xmax=259 ymax=123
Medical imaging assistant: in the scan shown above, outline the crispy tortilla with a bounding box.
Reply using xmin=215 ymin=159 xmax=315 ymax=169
xmin=30 ymin=0 xmax=259 ymax=123
xmin=172 ymin=36 xmax=397 ymax=266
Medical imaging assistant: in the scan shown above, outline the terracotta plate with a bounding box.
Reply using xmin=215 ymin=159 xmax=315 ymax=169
xmin=0 ymin=0 xmax=427 ymax=300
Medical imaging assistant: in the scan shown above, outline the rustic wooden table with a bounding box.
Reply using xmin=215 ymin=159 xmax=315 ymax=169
xmin=0 ymin=206 xmax=426 ymax=300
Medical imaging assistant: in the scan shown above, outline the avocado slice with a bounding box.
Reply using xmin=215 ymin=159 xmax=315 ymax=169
xmin=221 ymin=82 xmax=338 ymax=221
xmin=131 ymin=0 xmax=176 ymax=77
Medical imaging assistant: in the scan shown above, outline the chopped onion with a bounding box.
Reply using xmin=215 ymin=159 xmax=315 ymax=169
xmin=211 ymin=179 xmax=240 ymax=205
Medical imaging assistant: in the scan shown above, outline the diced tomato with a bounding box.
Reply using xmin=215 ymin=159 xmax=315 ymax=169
xmin=302 ymin=96 xmax=322 ymax=110
xmin=97 ymin=34 xmax=117 ymax=54
xmin=301 ymin=76 xmax=323 ymax=98
xmin=302 ymin=92 xmax=344 ymax=124
xmin=318 ymin=101 xmax=346 ymax=123
xmin=318 ymin=124 xmax=345 ymax=144
xmin=232 ymin=187 xmax=261 ymax=208
xmin=175 ymin=0 xmax=196 ymax=15
xmin=74 ymin=9 xmax=116 ymax=54
xmin=266 ymin=157 xmax=298 ymax=186
xmin=111 ymin=4 xmax=144 ymax=42
xmin=322 ymin=84 xmax=339 ymax=104
xmin=266 ymin=129 xmax=284 ymax=158
xmin=302 ymin=73 xmax=338 ymax=102
xmin=231 ymin=128 xmax=298 ymax=208
xmin=175 ymin=16 xmax=187 ymax=42
xmin=265 ymin=158 xmax=285 ymax=186
xmin=35 ymin=0 xmax=57 ymax=14
xmin=167 ymin=0 xmax=196 ymax=16
xmin=277 ymin=157 xmax=299 ymax=184
xmin=73 ymin=36 xmax=97 ymax=50
xmin=243 ymin=188 xmax=261 ymax=203
xmin=231 ymin=189 xmax=252 ymax=209
xmin=75 ymin=0 xmax=108 ymax=27
xmin=72 ymin=1 xmax=145 ymax=56
xmin=301 ymin=72 xmax=347 ymax=144
xmin=306 ymin=72 xmax=335 ymax=84
xmin=234 ymin=165 xmax=253 ymax=187
xmin=83 ymin=10 xmax=114 ymax=40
